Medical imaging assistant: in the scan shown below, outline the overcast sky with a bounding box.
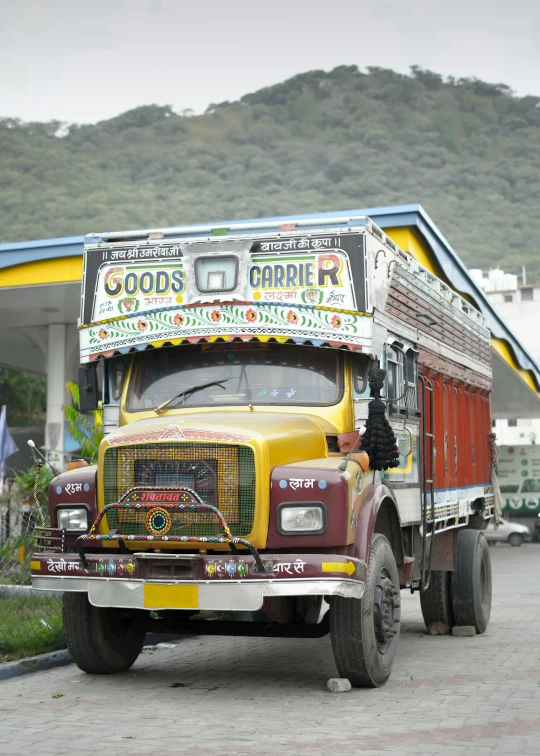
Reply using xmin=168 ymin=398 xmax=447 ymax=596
xmin=1 ymin=0 xmax=539 ymax=124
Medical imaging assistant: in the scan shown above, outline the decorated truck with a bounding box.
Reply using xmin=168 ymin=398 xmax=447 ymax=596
xmin=32 ymin=214 xmax=495 ymax=687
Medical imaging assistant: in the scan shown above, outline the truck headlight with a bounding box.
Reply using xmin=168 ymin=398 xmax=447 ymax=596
xmin=277 ymin=504 xmax=326 ymax=535
xmin=56 ymin=507 xmax=89 ymax=532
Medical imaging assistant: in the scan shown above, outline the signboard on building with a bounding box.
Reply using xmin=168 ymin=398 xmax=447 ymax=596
xmin=498 ymin=445 xmax=540 ymax=514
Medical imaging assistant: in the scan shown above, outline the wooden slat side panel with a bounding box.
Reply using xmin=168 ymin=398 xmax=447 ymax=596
xmin=418 ymin=347 xmax=492 ymax=391
xmin=386 ymin=282 xmax=491 ymax=366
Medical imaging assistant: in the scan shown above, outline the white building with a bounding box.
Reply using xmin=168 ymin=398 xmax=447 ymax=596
xmin=470 ymin=268 xmax=540 ymax=445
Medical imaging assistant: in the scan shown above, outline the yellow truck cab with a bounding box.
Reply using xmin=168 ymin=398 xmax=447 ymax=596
xmin=32 ymin=214 xmax=494 ymax=687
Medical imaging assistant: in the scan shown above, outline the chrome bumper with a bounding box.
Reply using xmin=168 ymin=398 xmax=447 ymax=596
xmin=32 ymin=576 xmax=364 ymax=611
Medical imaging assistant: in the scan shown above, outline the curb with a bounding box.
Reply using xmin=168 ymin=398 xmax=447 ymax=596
xmin=0 ymin=633 xmax=185 ymax=682
xmin=0 ymin=649 xmax=71 ymax=681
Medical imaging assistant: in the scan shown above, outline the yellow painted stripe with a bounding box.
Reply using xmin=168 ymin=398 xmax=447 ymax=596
xmin=79 ymin=314 xmax=127 ymax=329
xmin=315 ymin=306 xmax=370 ymax=317
xmin=143 ymin=584 xmax=199 ymax=609
xmin=0 ymin=256 xmax=83 ymax=288
xmin=147 ymin=333 xmax=293 ymax=351
xmin=30 ymin=560 xmax=41 ymax=571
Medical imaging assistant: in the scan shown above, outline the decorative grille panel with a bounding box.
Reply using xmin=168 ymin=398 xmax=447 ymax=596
xmin=103 ymin=443 xmax=256 ymax=537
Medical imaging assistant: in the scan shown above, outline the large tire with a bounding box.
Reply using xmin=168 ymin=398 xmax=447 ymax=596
xmin=63 ymin=593 xmax=146 ymax=674
xmin=330 ymin=534 xmax=401 ymax=687
xmin=420 ymin=570 xmax=454 ymax=629
xmin=452 ymin=529 xmax=492 ymax=633
xmin=508 ymin=533 xmax=523 ymax=547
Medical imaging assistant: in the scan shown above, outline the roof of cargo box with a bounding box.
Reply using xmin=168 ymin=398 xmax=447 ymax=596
xmin=0 ymin=204 xmax=539 ymax=416
xmin=86 ymin=204 xmax=540 ymax=395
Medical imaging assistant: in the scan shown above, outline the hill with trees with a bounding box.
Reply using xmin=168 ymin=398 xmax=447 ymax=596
xmin=1 ymin=65 xmax=539 ymax=280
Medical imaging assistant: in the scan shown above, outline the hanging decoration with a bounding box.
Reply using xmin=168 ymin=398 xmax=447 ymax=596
xmin=361 ymin=369 xmax=400 ymax=471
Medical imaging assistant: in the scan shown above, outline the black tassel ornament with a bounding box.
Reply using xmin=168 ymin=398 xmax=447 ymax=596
xmin=361 ymin=368 xmax=400 ymax=471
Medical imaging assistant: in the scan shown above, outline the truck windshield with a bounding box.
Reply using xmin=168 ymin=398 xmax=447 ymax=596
xmin=127 ymin=344 xmax=343 ymax=411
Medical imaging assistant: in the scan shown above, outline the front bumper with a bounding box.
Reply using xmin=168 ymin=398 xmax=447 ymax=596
xmin=31 ymin=552 xmax=365 ymax=611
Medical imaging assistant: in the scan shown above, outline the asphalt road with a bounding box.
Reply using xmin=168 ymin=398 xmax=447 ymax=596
xmin=1 ymin=543 xmax=539 ymax=756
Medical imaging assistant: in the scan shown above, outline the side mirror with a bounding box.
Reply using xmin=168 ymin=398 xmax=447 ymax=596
xmin=78 ymin=366 xmax=99 ymax=411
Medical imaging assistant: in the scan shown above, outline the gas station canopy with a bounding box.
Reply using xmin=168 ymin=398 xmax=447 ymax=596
xmin=0 ymin=204 xmax=538 ymax=458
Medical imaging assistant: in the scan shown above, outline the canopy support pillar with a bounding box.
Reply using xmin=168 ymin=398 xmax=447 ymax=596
xmin=46 ymin=323 xmax=67 ymax=470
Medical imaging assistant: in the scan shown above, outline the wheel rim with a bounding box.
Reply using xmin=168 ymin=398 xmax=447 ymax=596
xmin=373 ymin=567 xmax=400 ymax=653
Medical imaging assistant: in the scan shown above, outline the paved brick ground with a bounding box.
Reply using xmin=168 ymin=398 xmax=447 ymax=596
xmin=1 ymin=544 xmax=539 ymax=756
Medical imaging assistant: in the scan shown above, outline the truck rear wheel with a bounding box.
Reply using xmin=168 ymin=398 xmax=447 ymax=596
xmin=63 ymin=593 xmax=146 ymax=674
xmin=452 ymin=529 xmax=492 ymax=633
xmin=330 ymin=534 xmax=401 ymax=687
xmin=420 ymin=570 xmax=454 ymax=629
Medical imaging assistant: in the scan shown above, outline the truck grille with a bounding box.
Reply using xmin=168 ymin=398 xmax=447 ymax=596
xmin=102 ymin=443 xmax=256 ymax=537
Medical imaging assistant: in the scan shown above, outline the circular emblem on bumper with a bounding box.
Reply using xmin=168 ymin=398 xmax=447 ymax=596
xmin=145 ymin=507 xmax=172 ymax=536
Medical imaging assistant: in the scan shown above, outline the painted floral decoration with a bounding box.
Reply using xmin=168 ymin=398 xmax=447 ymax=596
xmin=286 ymin=310 xmax=298 ymax=324
xmin=98 ymin=328 xmax=109 ymax=340
xmin=245 ymin=308 xmax=257 ymax=323
xmin=331 ymin=315 xmax=342 ymax=329
xmin=303 ymin=288 xmax=322 ymax=304
xmin=211 ymin=310 xmax=222 ymax=323
xmin=173 ymin=313 xmax=184 ymax=327
xmin=136 ymin=319 xmax=148 ymax=332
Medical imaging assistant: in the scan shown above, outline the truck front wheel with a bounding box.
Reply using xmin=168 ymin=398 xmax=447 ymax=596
xmin=63 ymin=593 xmax=146 ymax=674
xmin=330 ymin=534 xmax=401 ymax=687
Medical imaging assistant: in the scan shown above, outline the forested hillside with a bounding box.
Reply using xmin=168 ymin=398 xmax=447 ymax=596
xmin=1 ymin=65 xmax=539 ymax=279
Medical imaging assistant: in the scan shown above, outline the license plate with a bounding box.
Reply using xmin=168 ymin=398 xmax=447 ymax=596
xmin=143 ymin=584 xmax=199 ymax=609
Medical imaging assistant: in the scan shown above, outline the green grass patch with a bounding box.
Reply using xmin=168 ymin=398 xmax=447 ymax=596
xmin=0 ymin=593 xmax=65 ymax=662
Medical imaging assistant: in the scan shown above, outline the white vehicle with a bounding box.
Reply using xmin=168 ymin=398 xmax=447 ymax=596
xmin=485 ymin=517 xmax=532 ymax=547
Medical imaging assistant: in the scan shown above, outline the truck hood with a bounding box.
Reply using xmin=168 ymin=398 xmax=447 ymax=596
xmin=104 ymin=411 xmax=334 ymax=466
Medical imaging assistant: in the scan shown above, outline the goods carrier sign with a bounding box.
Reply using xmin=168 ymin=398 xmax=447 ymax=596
xmin=79 ymin=232 xmax=371 ymax=362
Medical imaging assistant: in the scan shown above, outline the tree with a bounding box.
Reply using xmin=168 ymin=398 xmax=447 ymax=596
xmin=0 ymin=369 xmax=46 ymax=426
xmin=64 ymin=383 xmax=103 ymax=463
xmin=1 ymin=65 xmax=539 ymax=281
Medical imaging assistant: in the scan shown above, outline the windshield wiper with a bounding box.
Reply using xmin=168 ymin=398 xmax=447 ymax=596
xmin=154 ymin=379 xmax=229 ymax=414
